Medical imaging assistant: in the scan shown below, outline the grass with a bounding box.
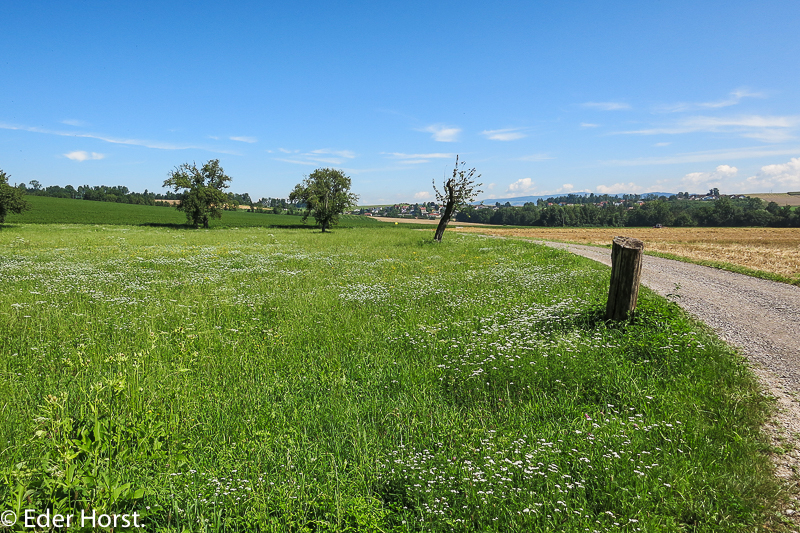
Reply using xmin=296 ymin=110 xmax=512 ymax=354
xmin=4 ymin=196 xmax=385 ymax=229
xmin=455 ymin=226 xmax=800 ymax=283
xmin=0 ymin=223 xmax=783 ymax=532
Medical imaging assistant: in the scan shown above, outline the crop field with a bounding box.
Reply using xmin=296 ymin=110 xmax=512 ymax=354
xmin=0 ymin=224 xmax=780 ymax=531
xmin=455 ymin=226 xmax=800 ymax=282
xmin=749 ymin=193 xmax=800 ymax=207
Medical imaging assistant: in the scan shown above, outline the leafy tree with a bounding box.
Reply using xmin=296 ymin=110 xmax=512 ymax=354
xmin=162 ymin=160 xmax=234 ymax=228
xmin=0 ymin=170 xmax=30 ymax=223
xmin=289 ymin=168 xmax=359 ymax=232
xmin=432 ymin=156 xmax=483 ymax=242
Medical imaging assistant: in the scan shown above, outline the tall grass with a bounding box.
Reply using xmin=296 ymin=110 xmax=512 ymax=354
xmin=0 ymin=224 xmax=780 ymax=531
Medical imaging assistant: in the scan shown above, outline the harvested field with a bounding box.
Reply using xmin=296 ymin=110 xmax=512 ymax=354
xmin=454 ymin=226 xmax=800 ymax=280
xmin=749 ymin=192 xmax=800 ymax=206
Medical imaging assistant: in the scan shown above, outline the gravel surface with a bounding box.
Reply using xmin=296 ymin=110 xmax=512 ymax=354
xmin=542 ymin=240 xmax=800 ymax=515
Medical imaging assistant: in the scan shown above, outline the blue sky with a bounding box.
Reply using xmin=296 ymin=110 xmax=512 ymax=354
xmin=2 ymin=1 xmax=800 ymax=204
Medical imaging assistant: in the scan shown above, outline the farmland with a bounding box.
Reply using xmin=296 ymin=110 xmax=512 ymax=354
xmin=0 ymin=223 xmax=781 ymax=531
xmin=455 ymin=226 xmax=800 ymax=282
xmin=749 ymin=193 xmax=800 ymax=207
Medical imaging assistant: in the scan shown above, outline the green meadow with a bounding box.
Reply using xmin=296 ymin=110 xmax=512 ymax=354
xmin=0 ymin=218 xmax=782 ymax=531
xmin=4 ymin=196 xmax=386 ymax=229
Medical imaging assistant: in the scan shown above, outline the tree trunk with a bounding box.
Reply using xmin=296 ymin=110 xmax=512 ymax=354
xmin=605 ymin=236 xmax=644 ymax=321
xmin=434 ymin=179 xmax=457 ymax=242
xmin=433 ymin=202 xmax=455 ymax=242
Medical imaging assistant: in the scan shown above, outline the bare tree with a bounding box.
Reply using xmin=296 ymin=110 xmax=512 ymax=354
xmin=432 ymin=156 xmax=483 ymax=242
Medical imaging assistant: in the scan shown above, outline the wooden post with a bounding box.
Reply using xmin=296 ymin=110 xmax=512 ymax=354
xmin=605 ymin=236 xmax=644 ymax=321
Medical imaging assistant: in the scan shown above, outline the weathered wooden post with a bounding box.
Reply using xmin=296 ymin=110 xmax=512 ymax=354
xmin=605 ymin=236 xmax=644 ymax=321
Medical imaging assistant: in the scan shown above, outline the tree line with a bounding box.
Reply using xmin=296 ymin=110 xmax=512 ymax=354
xmin=455 ymin=195 xmax=800 ymax=227
xmin=15 ymin=180 xmax=259 ymax=209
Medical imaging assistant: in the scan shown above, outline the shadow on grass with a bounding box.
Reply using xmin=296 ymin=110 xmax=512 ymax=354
xmin=138 ymin=222 xmax=194 ymax=229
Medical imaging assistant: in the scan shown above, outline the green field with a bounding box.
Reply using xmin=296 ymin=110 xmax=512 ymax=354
xmin=0 ymin=223 xmax=781 ymax=531
xmin=4 ymin=196 xmax=390 ymax=229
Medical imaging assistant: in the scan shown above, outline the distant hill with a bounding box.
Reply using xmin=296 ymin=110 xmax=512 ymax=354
xmin=474 ymin=192 xmax=676 ymax=206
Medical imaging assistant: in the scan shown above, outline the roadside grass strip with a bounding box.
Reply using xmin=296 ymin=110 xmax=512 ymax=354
xmin=0 ymin=224 xmax=779 ymax=532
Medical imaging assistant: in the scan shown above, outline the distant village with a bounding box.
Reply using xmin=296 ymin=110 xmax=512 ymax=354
xmin=353 ymin=189 xmax=752 ymax=220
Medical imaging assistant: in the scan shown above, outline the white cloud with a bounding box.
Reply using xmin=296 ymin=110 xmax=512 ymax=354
xmin=64 ymin=151 xmax=104 ymax=161
xmin=230 ymin=136 xmax=257 ymax=143
xmin=383 ymin=152 xmax=454 ymax=164
xmin=616 ymin=115 xmax=799 ymax=143
xmin=736 ymin=157 xmax=800 ymax=192
xmin=518 ymin=153 xmax=554 ymax=162
xmin=596 ymin=182 xmax=645 ymax=194
xmin=62 ymin=119 xmax=87 ymax=127
xmin=581 ymin=102 xmax=631 ymax=111
xmin=413 ymin=191 xmax=432 ymax=200
xmin=482 ymin=128 xmax=526 ymax=141
xmin=275 ymin=148 xmax=356 ymax=166
xmin=486 ymin=183 xmax=496 ymax=190
xmin=655 ymin=88 xmax=765 ymax=113
xmin=679 ymin=164 xmax=738 ymax=191
xmin=0 ymin=122 xmax=238 ymax=154
xmin=275 ymin=158 xmax=317 ymax=166
xmin=421 ymin=124 xmax=461 ymax=142
xmin=311 ymin=148 xmax=355 ymax=159
xmin=581 ymin=123 xmax=600 ymax=128
xmin=654 ymin=142 xmax=671 ymax=147
xmin=506 ymin=178 xmax=537 ymax=195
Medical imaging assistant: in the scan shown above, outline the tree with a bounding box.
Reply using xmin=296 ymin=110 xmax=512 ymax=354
xmin=289 ymin=168 xmax=359 ymax=232
xmin=162 ymin=160 xmax=234 ymax=228
xmin=0 ymin=170 xmax=30 ymax=223
xmin=432 ymin=156 xmax=483 ymax=242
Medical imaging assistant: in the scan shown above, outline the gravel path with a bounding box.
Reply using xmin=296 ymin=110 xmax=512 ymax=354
xmin=542 ymin=241 xmax=800 ymax=496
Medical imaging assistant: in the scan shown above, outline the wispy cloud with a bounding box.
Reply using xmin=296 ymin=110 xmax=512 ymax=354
xmin=655 ymin=88 xmax=765 ymax=113
xmin=615 ymin=115 xmax=799 ymax=143
xmin=413 ymin=191 xmax=432 ymax=200
xmin=0 ymin=122 xmax=238 ymax=153
xmin=383 ymin=152 xmax=454 ymax=164
xmin=274 ymin=148 xmax=356 ymax=166
xmin=311 ymin=149 xmax=356 ymax=159
xmin=581 ymin=123 xmax=600 ymax=128
xmin=602 ymin=145 xmax=800 ymax=166
xmin=517 ymin=153 xmax=554 ymax=162
xmin=421 ymin=124 xmax=461 ymax=142
xmin=274 ymin=158 xmax=318 ymax=166
xmin=62 ymin=119 xmax=88 ymax=127
xmin=482 ymin=128 xmax=526 ymax=141
xmin=230 ymin=136 xmax=257 ymax=143
xmin=581 ymin=102 xmax=631 ymax=111
xmin=653 ymin=142 xmax=671 ymax=147
xmin=64 ymin=151 xmax=104 ymax=161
